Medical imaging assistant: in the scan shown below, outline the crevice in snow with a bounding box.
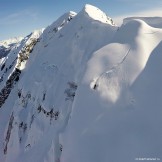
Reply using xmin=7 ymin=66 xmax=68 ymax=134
xmin=3 ymin=112 xmax=14 ymax=154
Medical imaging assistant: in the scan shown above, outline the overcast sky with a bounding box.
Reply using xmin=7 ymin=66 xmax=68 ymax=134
xmin=0 ymin=0 xmax=162 ymax=40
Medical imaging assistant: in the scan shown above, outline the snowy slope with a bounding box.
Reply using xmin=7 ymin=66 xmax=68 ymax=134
xmin=61 ymin=17 xmax=162 ymax=162
xmin=0 ymin=4 xmax=117 ymax=162
xmin=0 ymin=4 xmax=162 ymax=162
xmin=0 ymin=29 xmax=43 ymax=162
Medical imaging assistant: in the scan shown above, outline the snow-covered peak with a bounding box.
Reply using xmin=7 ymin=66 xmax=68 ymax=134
xmin=0 ymin=37 xmax=24 ymax=48
xmin=47 ymin=11 xmax=77 ymax=30
xmin=81 ymin=4 xmax=115 ymax=25
xmin=30 ymin=29 xmax=44 ymax=39
xmin=0 ymin=37 xmax=24 ymax=59
xmin=42 ymin=11 xmax=77 ymax=43
xmin=68 ymin=11 xmax=77 ymax=16
xmin=1 ymin=4 xmax=162 ymax=162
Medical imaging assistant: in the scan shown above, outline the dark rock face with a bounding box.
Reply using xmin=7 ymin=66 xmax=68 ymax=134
xmin=0 ymin=46 xmax=11 ymax=59
xmin=0 ymin=68 xmax=21 ymax=108
xmin=4 ymin=113 xmax=14 ymax=154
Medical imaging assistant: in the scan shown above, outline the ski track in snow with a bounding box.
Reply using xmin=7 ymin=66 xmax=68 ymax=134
xmin=94 ymin=47 xmax=131 ymax=88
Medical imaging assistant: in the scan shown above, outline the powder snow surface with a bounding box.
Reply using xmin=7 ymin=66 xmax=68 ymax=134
xmin=0 ymin=4 xmax=162 ymax=162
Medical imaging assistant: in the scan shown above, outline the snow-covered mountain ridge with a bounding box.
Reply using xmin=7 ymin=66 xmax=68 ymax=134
xmin=0 ymin=37 xmax=23 ymax=59
xmin=0 ymin=4 xmax=162 ymax=162
xmin=0 ymin=37 xmax=23 ymax=48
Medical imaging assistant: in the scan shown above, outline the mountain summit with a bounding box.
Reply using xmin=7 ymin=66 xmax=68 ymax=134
xmin=81 ymin=4 xmax=115 ymax=25
xmin=0 ymin=4 xmax=162 ymax=162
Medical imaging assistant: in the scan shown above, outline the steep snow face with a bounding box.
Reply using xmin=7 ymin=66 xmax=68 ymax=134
xmin=61 ymin=18 xmax=162 ymax=162
xmin=16 ymin=29 xmax=43 ymax=70
xmin=0 ymin=29 xmax=43 ymax=91
xmin=0 ymin=30 xmax=43 ymax=162
xmin=0 ymin=4 xmax=117 ymax=162
xmin=42 ymin=11 xmax=76 ymax=44
xmin=0 ymin=4 xmax=162 ymax=162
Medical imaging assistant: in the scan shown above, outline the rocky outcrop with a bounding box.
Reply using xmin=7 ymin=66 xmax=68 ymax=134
xmin=0 ymin=68 xmax=21 ymax=108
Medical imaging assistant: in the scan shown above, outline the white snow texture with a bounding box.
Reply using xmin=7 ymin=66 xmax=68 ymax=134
xmin=0 ymin=4 xmax=162 ymax=162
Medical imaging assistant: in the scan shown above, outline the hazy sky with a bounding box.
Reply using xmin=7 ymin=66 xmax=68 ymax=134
xmin=0 ymin=0 xmax=162 ymax=40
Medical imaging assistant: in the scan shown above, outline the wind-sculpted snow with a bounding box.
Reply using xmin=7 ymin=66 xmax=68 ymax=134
xmin=124 ymin=17 xmax=162 ymax=28
xmin=61 ymin=16 xmax=162 ymax=162
xmin=0 ymin=4 xmax=162 ymax=162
